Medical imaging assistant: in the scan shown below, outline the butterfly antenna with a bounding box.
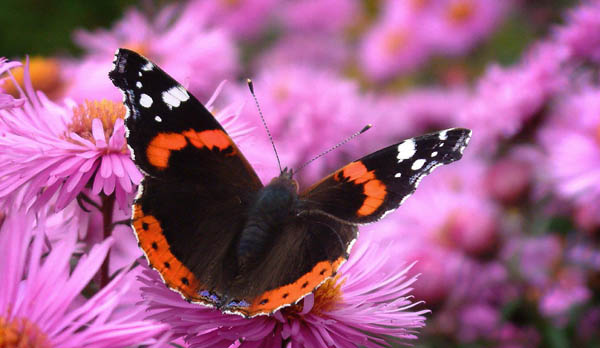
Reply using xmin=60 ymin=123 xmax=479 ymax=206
xmin=294 ymin=124 xmax=372 ymax=175
xmin=247 ymin=79 xmax=282 ymax=173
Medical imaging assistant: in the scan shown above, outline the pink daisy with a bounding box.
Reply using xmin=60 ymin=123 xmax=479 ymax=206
xmin=425 ymin=0 xmax=510 ymax=55
xmin=185 ymin=0 xmax=278 ymax=40
xmin=0 ymin=60 xmax=142 ymax=211
xmin=277 ymin=0 xmax=359 ymax=34
xmin=459 ymin=41 xmax=569 ymax=153
xmin=0 ymin=208 xmax=167 ymax=347
xmin=65 ymin=7 xmax=238 ymax=102
xmin=538 ymin=84 xmax=600 ymax=208
xmin=359 ymin=2 xmax=430 ymax=81
xmin=140 ymin=231 xmax=428 ymax=347
xmin=0 ymin=58 xmax=24 ymax=109
xmin=555 ymin=1 xmax=600 ymax=63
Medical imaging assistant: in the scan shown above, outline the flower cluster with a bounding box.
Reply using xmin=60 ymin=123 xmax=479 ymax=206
xmin=2 ymin=0 xmax=600 ymax=347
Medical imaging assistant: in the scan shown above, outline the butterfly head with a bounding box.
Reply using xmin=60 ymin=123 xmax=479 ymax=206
xmin=270 ymin=167 xmax=299 ymax=194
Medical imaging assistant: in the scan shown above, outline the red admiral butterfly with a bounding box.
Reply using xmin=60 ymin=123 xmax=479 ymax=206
xmin=109 ymin=48 xmax=471 ymax=317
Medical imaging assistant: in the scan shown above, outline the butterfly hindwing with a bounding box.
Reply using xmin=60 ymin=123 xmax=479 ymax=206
xmin=300 ymin=128 xmax=472 ymax=224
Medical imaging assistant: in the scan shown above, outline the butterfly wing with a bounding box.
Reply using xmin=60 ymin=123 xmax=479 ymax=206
xmin=109 ymin=48 xmax=263 ymax=304
xmin=300 ymin=128 xmax=472 ymax=224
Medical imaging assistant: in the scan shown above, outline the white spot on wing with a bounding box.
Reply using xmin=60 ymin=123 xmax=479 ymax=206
xmin=139 ymin=94 xmax=153 ymax=108
xmin=154 ymin=116 xmax=162 ymax=122
xmin=136 ymin=81 xmax=142 ymax=88
xmin=439 ymin=129 xmax=448 ymax=140
xmin=396 ymin=139 xmax=416 ymax=162
xmin=431 ymin=151 xmax=438 ymax=157
xmin=412 ymin=159 xmax=426 ymax=170
xmin=142 ymin=62 xmax=154 ymax=71
xmin=394 ymin=173 xmax=402 ymax=178
xmin=162 ymin=85 xmax=190 ymax=109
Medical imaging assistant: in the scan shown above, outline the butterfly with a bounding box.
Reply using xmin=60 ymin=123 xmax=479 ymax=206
xmin=109 ymin=48 xmax=471 ymax=317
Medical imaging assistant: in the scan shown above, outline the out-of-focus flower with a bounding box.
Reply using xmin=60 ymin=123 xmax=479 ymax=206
xmin=539 ymin=84 xmax=600 ymax=211
xmin=255 ymin=34 xmax=351 ymax=72
xmin=1 ymin=57 xmax=65 ymax=100
xmin=368 ymin=87 xmax=469 ymax=143
xmin=503 ymin=235 xmax=563 ymax=288
xmin=228 ymin=65 xmax=369 ymax=185
xmin=277 ymin=0 xmax=359 ymax=34
xmin=539 ymin=267 xmax=591 ymax=325
xmin=0 ymin=62 xmax=141 ymax=211
xmin=457 ymin=303 xmax=500 ymax=342
xmin=359 ymin=2 xmax=429 ymax=81
xmin=484 ymin=154 xmax=533 ymax=204
xmin=0 ymin=209 xmax=167 ymax=347
xmin=426 ymin=0 xmax=510 ymax=55
xmin=141 ymin=232 xmax=428 ymax=347
xmin=555 ymin=1 xmax=600 ymax=63
xmin=459 ymin=41 xmax=569 ymax=153
xmin=185 ymin=0 xmax=278 ymax=40
xmin=65 ymin=7 xmax=238 ymax=102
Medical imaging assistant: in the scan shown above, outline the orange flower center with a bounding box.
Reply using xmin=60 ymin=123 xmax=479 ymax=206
xmin=447 ymin=1 xmax=474 ymax=24
xmin=282 ymin=274 xmax=345 ymax=317
xmin=596 ymin=123 xmax=600 ymax=147
xmin=68 ymin=100 xmax=127 ymax=149
xmin=383 ymin=29 xmax=407 ymax=55
xmin=410 ymin=0 xmax=430 ymax=11
xmin=0 ymin=317 xmax=51 ymax=348
xmin=1 ymin=57 xmax=63 ymax=99
xmin=123 ymin=43 xmax=150 ymax=58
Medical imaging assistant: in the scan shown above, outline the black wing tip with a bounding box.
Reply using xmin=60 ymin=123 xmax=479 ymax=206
xmin=108 ymin=48 xmax=147 ymax=87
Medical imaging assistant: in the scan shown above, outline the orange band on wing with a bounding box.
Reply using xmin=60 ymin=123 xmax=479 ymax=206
xmin=146 ymin=133 xmax=187 ymax=169
xmin=243 ymin=257 xmax=345 ymax=316
xmin=146 ymin=129 xmax=236 ymax=170
xmin=183 ymin=129 xmax=235 ymax=153
xmin=337 ymin=162 xmax=387 ymax=216
xmin=132 ymin=204 xmax=202 ymax=300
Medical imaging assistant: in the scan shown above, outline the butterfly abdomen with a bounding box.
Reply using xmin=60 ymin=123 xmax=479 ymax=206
xmin=237 ymin=177 xmax=299 ymax=268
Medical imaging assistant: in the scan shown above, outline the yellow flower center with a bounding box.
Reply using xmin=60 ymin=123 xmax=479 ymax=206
xmin=68 ymin=100 xmax=127 ymax=150
xmin=1 ymin=57 xmax=63 ymax=99
xmin=0 ymin=317 xmax=51 ymax=348
xmin=282 ymin=274 xmax=345 ymax=317
xmin=383 ymin=29 xmax=407 ymax=55
xmin=447 ymin=1 xmax=474 ymax=24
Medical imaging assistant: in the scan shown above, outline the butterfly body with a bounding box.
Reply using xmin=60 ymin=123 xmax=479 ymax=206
xmin=109 ymin=48 xmax=471 ymax=317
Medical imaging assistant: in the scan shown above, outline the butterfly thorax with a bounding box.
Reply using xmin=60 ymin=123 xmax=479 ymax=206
xmin=237 ymin=172 xmax=299 ymax=269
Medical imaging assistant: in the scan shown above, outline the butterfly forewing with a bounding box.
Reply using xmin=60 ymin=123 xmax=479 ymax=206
xmin=301 ymin=128 xmax=472 ymax=224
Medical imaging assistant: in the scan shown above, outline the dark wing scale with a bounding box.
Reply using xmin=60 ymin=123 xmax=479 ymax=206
xmin=300 ymin=128 xmax=472 ymax=224
xmin=109 ymin=48 xmax=263 ymax=303
xmin=225 ymin=215 xmax=357 ymax=317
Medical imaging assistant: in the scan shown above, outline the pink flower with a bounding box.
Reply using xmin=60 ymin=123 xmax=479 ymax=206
xmin=425 ymin=0 xmax=510 ymax=55
xmin=141 ymin=232 xmax=428 ymax=347
xmin=65 ymin=7 xmax=238 ymax=102
xmin=538 ymin=84 xmax=600 ymax=207
xmin=0 ymin=61 xmax=142 ymax=211
xmin=555 ymin=1 xmax=600 ymax=63
xmin=0 ymin=208 xmax=167 ymax=347
xmin=277 ymin=0 xmax=359 ymax=34
xmin=359 ymin=2 xmax=429 ymax=80
xmin=0 ymin=58 xmax=24 ymax=109
xmin=459 ymin=41 xmax=569 ymax=153
xmin=539 ymin=268 xmax=591 ymax=325
xmin=185 ymin=0 xmax=278 ymax=40
xmin=227 ymin=65 xmax=370 ymax=186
